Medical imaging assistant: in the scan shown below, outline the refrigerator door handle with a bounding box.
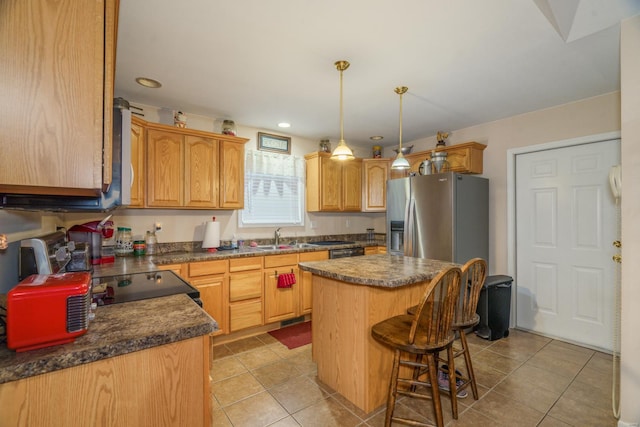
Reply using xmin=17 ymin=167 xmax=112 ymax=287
xmin=405 ymin=197 xmax=415 ymax=256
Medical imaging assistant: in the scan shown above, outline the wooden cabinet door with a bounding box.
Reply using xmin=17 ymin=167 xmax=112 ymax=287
xmin=362 ymin=159 xmax=388 ymax=212
xmin=147 ymin=129 xmax=184 ymax=207
xmin=219 ymin=140 xmax=244 ymax=208
xmin=0 ymin=0 xmax=114 ymax=194
xmin=190 ymin=275 xmax=227 ymax=335
xmin=129 ymin=117 xmax=146 ymax=207
xmin=320 ymin=156 xmax=342 ymax=211
xmin=264 ymin=267 xmax=300 ymax=323
xmin=342 ymin=159 xmax=362 ymax=211
xmin=185 ymin=136 xmax=218 ymax=208
xmin=299 ymin=251 xmax=328 ymax=314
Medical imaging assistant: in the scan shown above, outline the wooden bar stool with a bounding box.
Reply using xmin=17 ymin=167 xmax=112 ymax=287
xmin=371 ymin=266 xmax=462 ymax=427
xmin=408 ymin=258 xmax=487 ymax=401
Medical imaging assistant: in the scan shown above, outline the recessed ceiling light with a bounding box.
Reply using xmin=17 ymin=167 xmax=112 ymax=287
xmin=135 ymin=77 xmax=162 ymax=88
xmin=278 ymin=122 xmax=291 ymax=128
xmin=370 ymin=136 xmax=384 ymax=141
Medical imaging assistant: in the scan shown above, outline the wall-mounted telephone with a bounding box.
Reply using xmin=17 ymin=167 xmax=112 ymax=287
xmin=609 ymin=165 xmax=622 ymax=199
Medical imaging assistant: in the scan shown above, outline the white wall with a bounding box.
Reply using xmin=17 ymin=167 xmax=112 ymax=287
xmin=620 ymin=14 xmax=640 ymax=427
xmin=408 ymin=92 xmax=620 ymax=275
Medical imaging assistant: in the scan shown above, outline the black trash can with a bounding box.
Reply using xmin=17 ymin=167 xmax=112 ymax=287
xmin=475 ymin=275 xmax=513 ymax=341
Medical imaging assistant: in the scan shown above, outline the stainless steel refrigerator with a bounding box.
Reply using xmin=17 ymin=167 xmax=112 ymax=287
xmin=387 ymin=172 xmax=489 ymax=264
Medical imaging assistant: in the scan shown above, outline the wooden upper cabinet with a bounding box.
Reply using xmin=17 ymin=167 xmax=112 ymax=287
xmin=362 ymin=159 xmax=389 ymax=212
xmin=390 ymin=142 xmax=487 ymax=179
xmin=219 ymin=140 xmax=244 ymax=209
xmin=146 ymin=129 xmax=184 ymax=207
xmin=305 ymin=152 xmax=362 ymax=212
xmin=185 ymin=136 xmax=218 ymax=208
xmin=142 ymin=121 xmax=248 ymax=209
xmin=0 ymin=0 xmax=118 ymax=196
xmin=129 ymin=117 xmax=146 ymax=207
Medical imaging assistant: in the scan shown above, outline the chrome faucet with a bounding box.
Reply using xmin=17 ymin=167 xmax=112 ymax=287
xmin=274 ymin=228 xmax=281 ymax=246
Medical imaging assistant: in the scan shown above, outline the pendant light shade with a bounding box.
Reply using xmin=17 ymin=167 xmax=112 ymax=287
xmin=391 ymin=86 xmax=410 ymax=170
xmin=331 ymin=60 xmax=354 ymax=160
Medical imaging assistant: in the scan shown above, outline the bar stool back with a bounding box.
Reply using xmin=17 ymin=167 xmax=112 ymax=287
xmin=371 ymin=266 xmax=462 ymax=427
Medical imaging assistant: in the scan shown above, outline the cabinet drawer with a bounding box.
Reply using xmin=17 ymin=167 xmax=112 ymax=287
xmin=229 ymin=271 xmax=262 ymax=301
xmin=229 ymin=256 xmax=263 ymax=272
xmin=264 ymin=253 xmax=299 ymax=268
xmin=188 ymin=259 xmax=227 ymax=277
xmin=299 ymin=251 xmax=329 ymax=262
xmin=230 ymin=300 xmax=263 ymax=332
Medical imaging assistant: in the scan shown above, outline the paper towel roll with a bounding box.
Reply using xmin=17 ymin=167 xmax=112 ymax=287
xmin=202 ymin=221 xmax=220 ymax=249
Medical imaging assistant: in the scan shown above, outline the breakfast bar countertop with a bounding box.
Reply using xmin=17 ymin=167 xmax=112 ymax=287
xmin=298 ymin=254 xmax=458 ymax=287
xmin=0 ymin=293 xmax=217 ymax=384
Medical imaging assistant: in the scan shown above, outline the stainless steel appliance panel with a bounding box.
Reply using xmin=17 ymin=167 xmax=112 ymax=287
xmin=387 ymin=172 xmax=488 ymax=265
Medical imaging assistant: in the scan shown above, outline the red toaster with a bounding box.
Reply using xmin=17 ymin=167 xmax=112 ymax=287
xmin=7 ymin=272 xmax=93 ymax=352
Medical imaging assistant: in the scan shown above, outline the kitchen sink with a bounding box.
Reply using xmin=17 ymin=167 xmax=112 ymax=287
xmin=254 ymin=243 xmax=318 ymax=251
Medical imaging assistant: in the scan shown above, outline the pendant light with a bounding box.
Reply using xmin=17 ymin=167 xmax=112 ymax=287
xmin=391 ymin=86 xmax=410 ymax=170
xmin=331 ymin=60 xmax=355 ymax=160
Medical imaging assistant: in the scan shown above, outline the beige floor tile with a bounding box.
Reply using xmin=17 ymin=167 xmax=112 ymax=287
xmin=472 ymin=363 xmax=509 ymax=389
xmin=526 ymin=350 xmax=585 ymax=379
xmin=253 ymin=359 xmax=305 ymax=389
xmin=446 ymin=407 xmax=505 ymax=426
xmin=543 ymin=340 xmax=595 ymax=365
xmin=561 ymin=377 xmax=611 ymax=411
xmin=257 ymin=332 xmax=281 ymax=345
xmin=212 ymin=344 xmax=234 ymax=360
xmin=548 ymin=394 xmax=618 ymax=426
xmin=574 ymin=364 xmax=613 ymax=392
xmin=270 ymin=375 xmax=332 ymax=413
xmin=364 ymin=402 xmax=429 ymax=427
xmin=537 ymin=415 xmax=572 ymax=426
xmin=468 ymin=348 xmax=524 ymax=374
xmin=508 ymin=363 xmax=573 ymax=395
xmin=225 ymin=336 xmax=268 ymax=354
xmin=486 ymin=333 xmax=549 ymax=361
xmin=268 ymin=416 xmax=302 ymax=426
xmin=471 ymin=390 xmax=545 ymax=426
xmin=211 ymin=407 xmax=232 ymax=426
xmin=210 ymin=355 xmax=248 ymax=381
xmin=224 ymin=391 xmax=289 ymax=427
xmin=213 ymin=371 xmax=266 ymax=407
xmin=237 ymin=346 xmax=283 ymax=370
xmin=492 ymin=376 xmax=561 ymax=413
xmin=585 ymin=351 xmax=613 ymax=371
xmin=292 ymin=395 xmax=363 ymax=427
xmin=270 ymin=342 xmax=312 ymax=358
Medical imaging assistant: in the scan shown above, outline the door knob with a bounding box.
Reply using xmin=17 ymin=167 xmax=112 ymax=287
xmin=613 ymin=240 xmax=621 ymax=248
xmin=612 ymin=254 xmax=622 ymax=263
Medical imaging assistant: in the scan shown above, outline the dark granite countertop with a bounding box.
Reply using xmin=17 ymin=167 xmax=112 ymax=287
xmin=92 ymin=240 xmax=382 ymax=277
xmin=0 ymin=294 xmax=217 ymax=384
xmin=298 ymin=254 xmax=459 ymax=287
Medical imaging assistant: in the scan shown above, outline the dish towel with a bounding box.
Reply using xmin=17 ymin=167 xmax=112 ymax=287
xmin=277 ymin=273 xmax=296 ymax=288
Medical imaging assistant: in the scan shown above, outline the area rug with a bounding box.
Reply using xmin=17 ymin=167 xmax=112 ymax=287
xmin=268 ymin=321 xmax=312 ymax=349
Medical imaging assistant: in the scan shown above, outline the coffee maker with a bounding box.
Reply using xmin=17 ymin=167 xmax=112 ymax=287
xmin=67 ymin=216 xmax=114 ymax=265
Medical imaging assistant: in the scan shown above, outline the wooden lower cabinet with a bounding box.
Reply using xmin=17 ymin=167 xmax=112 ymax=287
xmin=0 ymin=336 xmax=210 ymax=427
xmin=299 ymin=251 xmax=329 ymax=315
xmin=364 ymin=246 xmax=387 ymax=255
xmin=264 ymin=266 xmax=300 ymax=323
xmin=229 ymin=257 xmax=264 ymax=332
xmin=186 ymin=260 xmax=228 ymax=335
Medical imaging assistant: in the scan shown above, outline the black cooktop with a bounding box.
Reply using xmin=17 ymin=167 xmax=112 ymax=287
xmin=92 ymin=270 xmax=200 ymax=306
xmin=311 ymin=240 xmax=355 ymax=246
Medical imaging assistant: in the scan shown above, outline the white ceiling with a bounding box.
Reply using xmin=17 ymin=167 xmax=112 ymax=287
xmin=114 ymin=0 xmax=640 ymax=149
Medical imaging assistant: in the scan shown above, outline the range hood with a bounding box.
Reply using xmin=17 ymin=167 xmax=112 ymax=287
xmin=0 ymin=105 xmax=132 ymax=212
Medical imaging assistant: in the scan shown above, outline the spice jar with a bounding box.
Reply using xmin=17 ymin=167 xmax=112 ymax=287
xmin=145 ymin=231 xmax=157 ymax=255
xmin=115 ymin=227 xmax=133 ymax=256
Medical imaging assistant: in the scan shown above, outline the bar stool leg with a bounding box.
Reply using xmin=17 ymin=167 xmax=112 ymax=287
xmin=426 ymin=352 xmax=445 ymax=427
xmin=446 ymin=346 xmax=459 ymax=419
xmin=459 ymin=329 xmax=479 ymax=400
xmin=385 ymin=349 xmax=401 ymax=427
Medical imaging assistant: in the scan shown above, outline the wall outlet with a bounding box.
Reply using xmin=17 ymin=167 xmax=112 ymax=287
xmin=310 ymin=221 xmax=317 ymax=229
xmin=346 ymin=219 xmax=351 ymax=228
xmin=154 ymin=222 xmax=162 ymax=233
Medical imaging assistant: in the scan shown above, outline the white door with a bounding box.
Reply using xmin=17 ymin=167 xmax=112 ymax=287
xmin=515 ymin=139 xmax=620 ymax=350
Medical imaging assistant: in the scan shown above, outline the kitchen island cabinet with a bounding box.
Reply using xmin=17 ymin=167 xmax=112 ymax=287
xmin=299 ymin=254 xmax=457 ymax=413
xmin=0 ymin=294 xmax=216 ymax=427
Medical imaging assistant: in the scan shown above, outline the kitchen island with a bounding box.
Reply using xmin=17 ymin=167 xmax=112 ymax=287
xmin=298 ymin=254 xmax=457 ymax=414
xmin=0 ymin=294 xmax=217 ymax=427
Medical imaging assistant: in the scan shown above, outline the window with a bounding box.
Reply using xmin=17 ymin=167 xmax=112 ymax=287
xmin=239 ymin=150 xmax=305 ymax=227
